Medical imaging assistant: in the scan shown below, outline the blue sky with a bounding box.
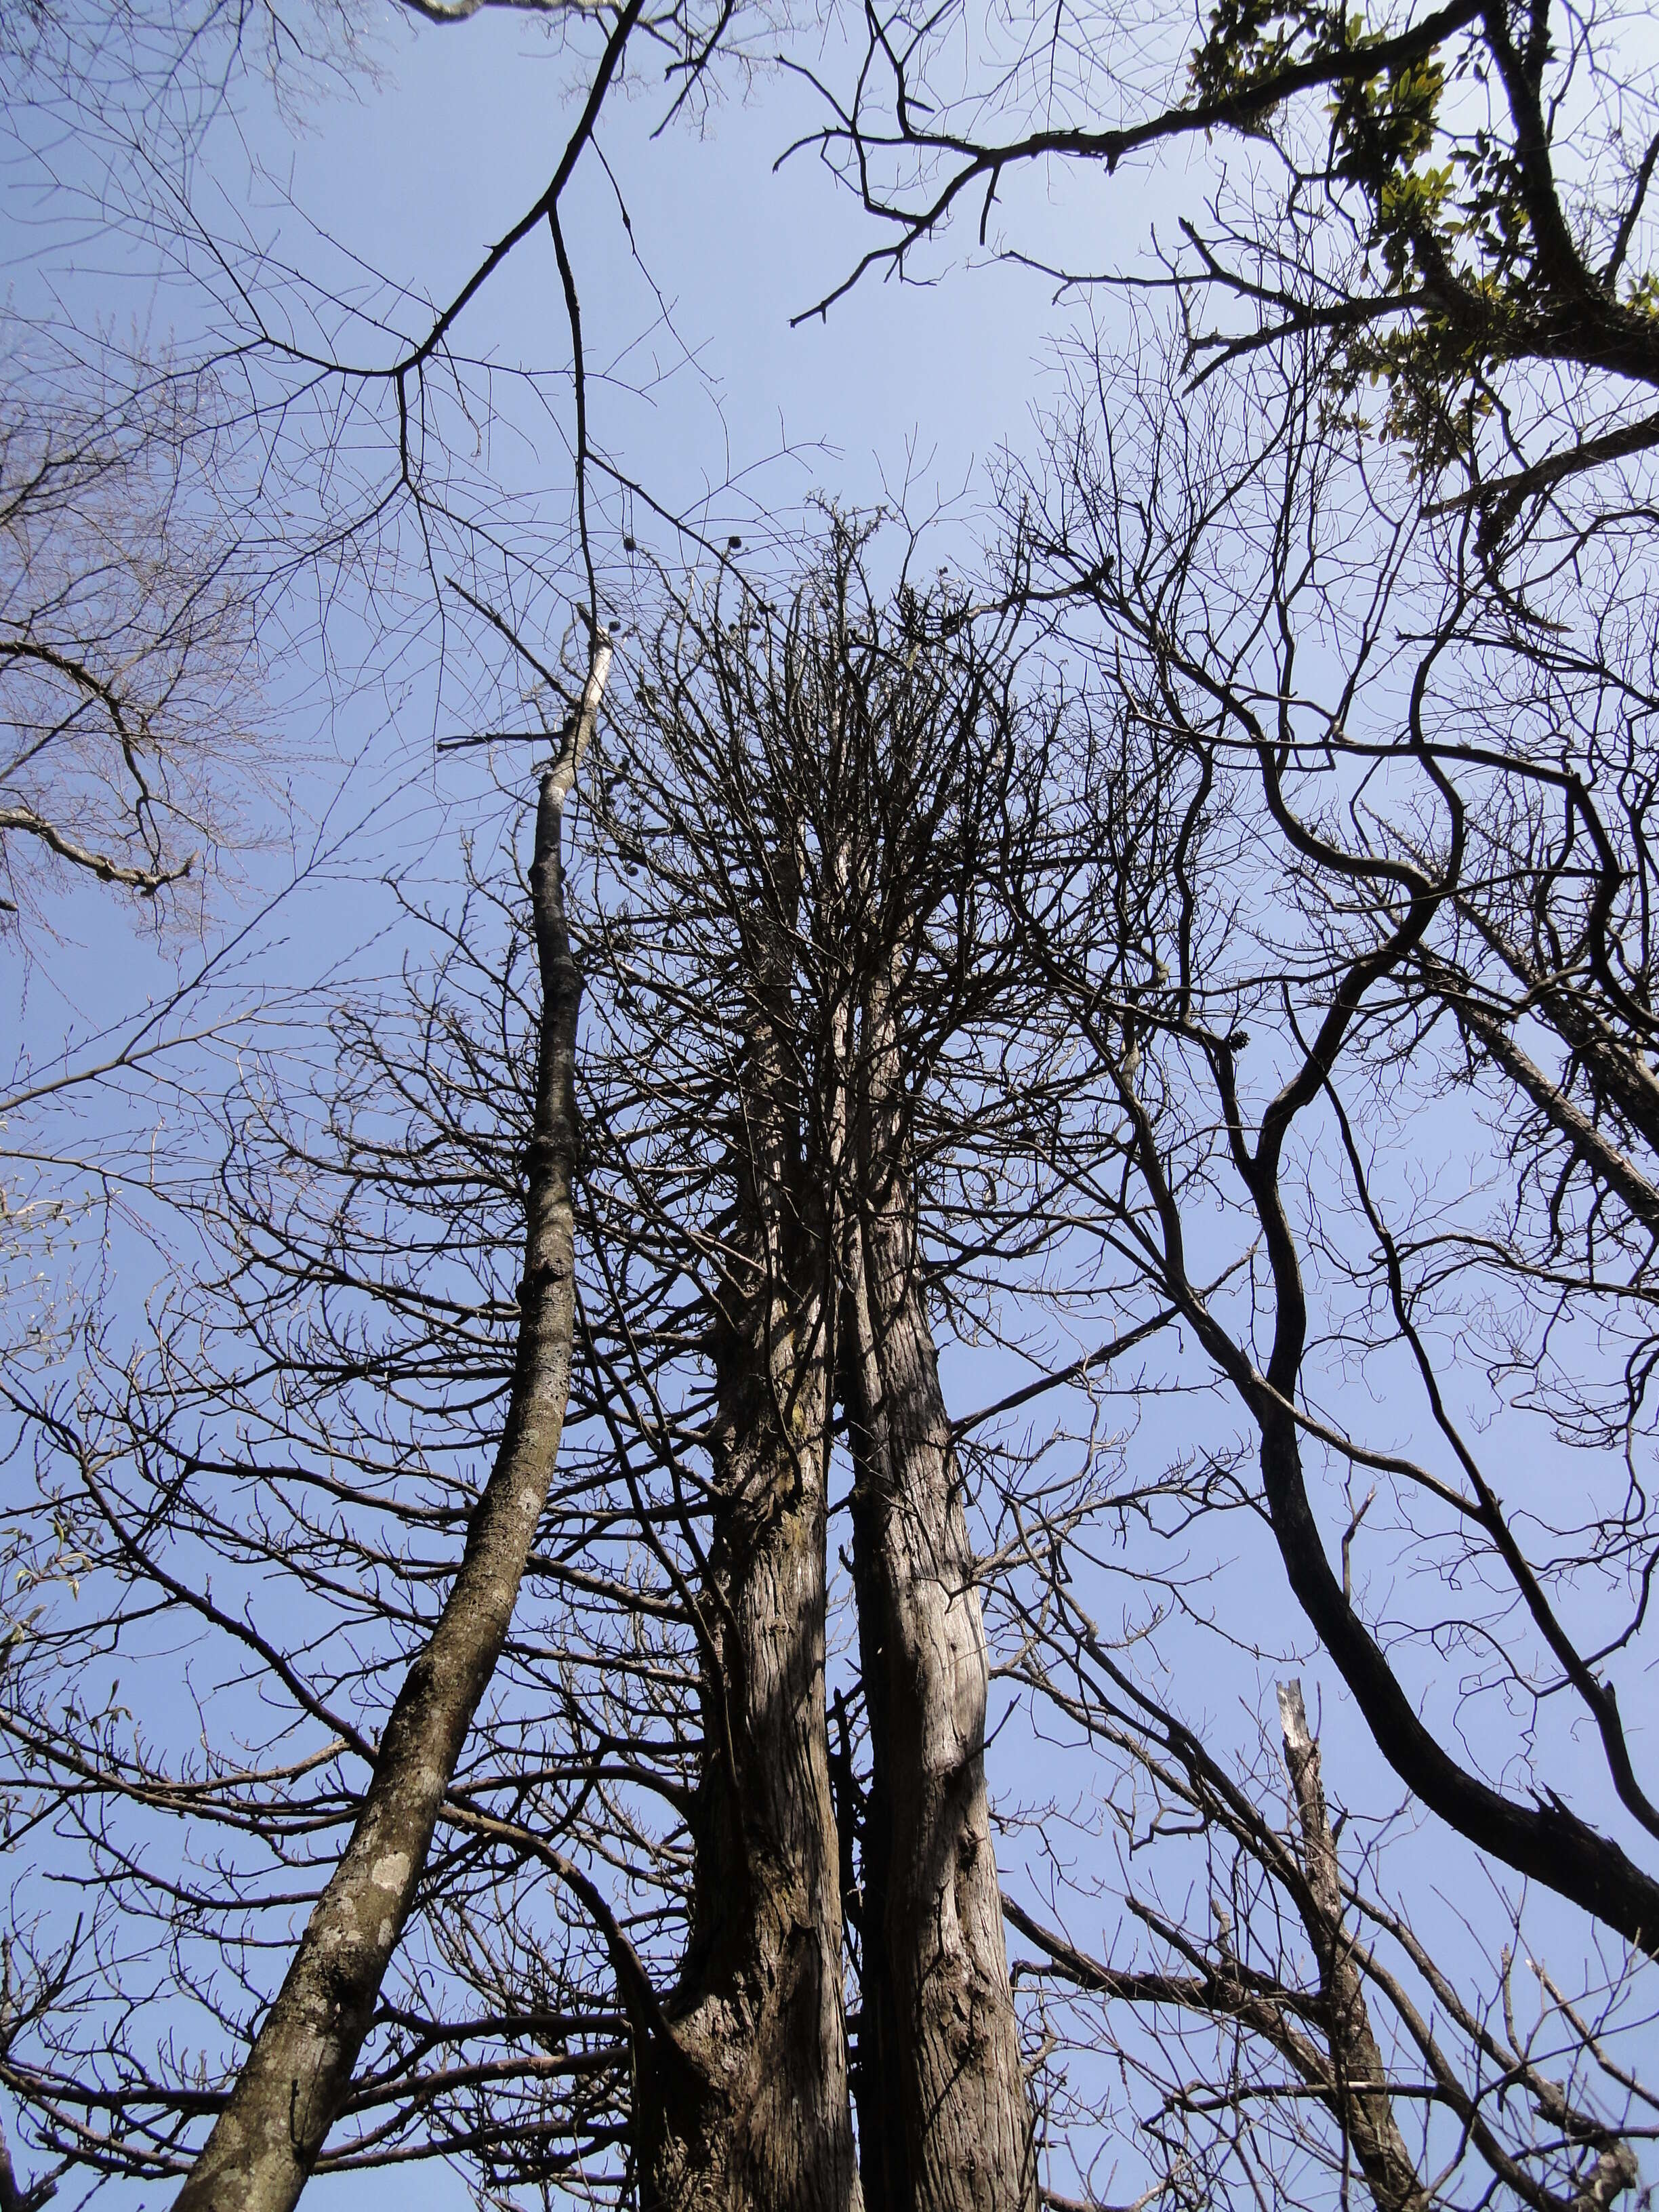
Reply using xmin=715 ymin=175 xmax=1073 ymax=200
xmin=5 ymin=5 xmax=1658 ymax=2205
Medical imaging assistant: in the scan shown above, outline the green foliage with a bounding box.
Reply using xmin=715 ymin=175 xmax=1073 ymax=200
xmin=1187 ymin=0 xmax=1659 ymax=480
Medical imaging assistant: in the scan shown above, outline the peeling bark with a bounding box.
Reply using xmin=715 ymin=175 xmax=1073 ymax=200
xmin=172 ymin=642 xmax=612 ymax=2212
xmin=1277 ymin=1682 xmax=1427 ymax=2212
xmin=842 ymin=962 xmax=1036 ymax=2212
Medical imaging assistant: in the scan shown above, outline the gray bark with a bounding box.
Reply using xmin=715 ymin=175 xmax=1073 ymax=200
xmin=634 ymin=929 xmax=861 ymax=2211
xmin=842 ymin=962 xmax=1036 ymax=2212
xmin=1441 ymin=915 xmax=1659 ymax=1160
xmin=1277 ymin=1681 xmax=1427 ymax=2212
xmin=172 ymin=642 xmax=611 ymax=2212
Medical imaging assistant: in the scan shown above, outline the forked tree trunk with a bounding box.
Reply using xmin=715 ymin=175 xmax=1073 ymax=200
xmin=634 ymin=970 xmax=861 ymax=2210
xmin=173 ymin=642 xmax=612 ymax=2212
xmin=842 ymin=966 xmax=1036 ymax=2212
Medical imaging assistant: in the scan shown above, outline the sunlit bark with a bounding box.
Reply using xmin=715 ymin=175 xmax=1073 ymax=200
xmin=172 ymin=643 xmax=611 ymax=2212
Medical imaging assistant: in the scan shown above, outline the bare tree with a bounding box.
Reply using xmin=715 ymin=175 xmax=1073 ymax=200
xmin=7 ymin=390 xmax=1658 ymax=2212
xmin=792 ymin=0 xmax=1659 ymax=546
xmin=587 ymin=521 xmax=1046 ymax=2207
xmin=585 ymin=583 xmax=861 ymax=2209
xmin=169 ymin=636 xmax=613 ymax=2212
xmin=995 ymin=321 xmax=1659 ymax=1963
xmin=0 ymin=4 xmax=811 ymax=2184
xmin=829 ymin=690 xmax=1038 ymax=2212
xmin=989 ymin=1554 xmax=1650 ymax=2212
xmin=0 ymin=334 xmax=268 ymax=922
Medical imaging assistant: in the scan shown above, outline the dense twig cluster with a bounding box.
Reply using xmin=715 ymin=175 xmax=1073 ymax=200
xmin=2 ymin=0 xmax=1659 ymax=2202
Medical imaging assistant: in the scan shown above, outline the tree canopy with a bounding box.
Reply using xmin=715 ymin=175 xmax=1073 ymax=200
xmin=1 ymin=1 xmax=1658 ymax=2209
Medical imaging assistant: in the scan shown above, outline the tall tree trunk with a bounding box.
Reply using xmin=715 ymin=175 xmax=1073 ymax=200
xmin=173 ymin=642 xmax=612 ymax=2212
xmin=634 ymin=972 xmax=861 ymax=2211
xmin=828 ymin=1682 xmax=907 ymax=2212
xmin=841 ymin=962 xmax=1036 ymax=2212
xmin=1277 ymin=1682 xmax=1427 ymax=2212
xmin=844 ymin=1484 xmax=913 ymax=2212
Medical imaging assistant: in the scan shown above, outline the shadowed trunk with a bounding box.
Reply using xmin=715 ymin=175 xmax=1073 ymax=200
xmin=842 ymin=959 xmax=1036 ymax=2212
xmin=844 ymin=1500 xmax=913 ymax=2212
xmin=634 ymin=933 xmax=861 ymax=2212
xmin=172 ymin=642 xmax=612 ymax=2212
xmin=828 ymin=1683 xmax=907 ymax=2212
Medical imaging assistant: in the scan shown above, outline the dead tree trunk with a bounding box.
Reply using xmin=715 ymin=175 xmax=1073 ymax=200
xmin=634 ymin=945 xmax=861 ymax=2211
xmin=1277 ymin=1682 xmax=1427 ymax=2212
xmin=172 ymin=640 xmax=613 ymax=2212
xmin=842 ymin=960 xmax=1036 ymax=2212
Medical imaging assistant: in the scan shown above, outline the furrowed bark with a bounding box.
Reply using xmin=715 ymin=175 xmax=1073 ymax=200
xmin=172 ymin=641 xmax=612 ymax=2212
xmin=829 ymin=1681 xmax=907 ymax=2212
xmin=842 ymin=960 xmax=1036 ymax=2212
xmin=1277 ymin=1681 xmax=1427 ymax=2212
xmin=635 ymin=945 xmax=860 ymax=2210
